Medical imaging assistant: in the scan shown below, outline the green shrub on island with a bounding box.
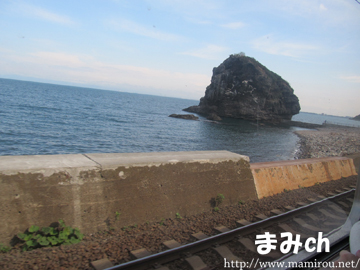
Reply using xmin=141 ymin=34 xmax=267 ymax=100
xmin=17 ymin=219 xmax=84 ymax=251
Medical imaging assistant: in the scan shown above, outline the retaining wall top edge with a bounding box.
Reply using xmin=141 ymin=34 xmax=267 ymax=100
xmin=0 ymin=151 xmax=250 ymax=173
xmin=86 ymin=150 xmax=250 ymax=168
xmin=0 ymin=154 xmax=99 ymax=172
xmin=250 ymin=156 xmax=350 ymax=169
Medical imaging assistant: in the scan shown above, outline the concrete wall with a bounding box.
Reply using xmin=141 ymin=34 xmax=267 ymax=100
xmin=251 ymin=156 xmax=357 ymax=199
xmin=0 ymin=151 xmax=256 ymax=244
xmin=1 ymin=151 xmax=358 ymax=245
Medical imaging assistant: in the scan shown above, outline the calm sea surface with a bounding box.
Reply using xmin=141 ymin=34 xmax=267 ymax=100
xmin=1 ymin=78 xmax=358 ymax=162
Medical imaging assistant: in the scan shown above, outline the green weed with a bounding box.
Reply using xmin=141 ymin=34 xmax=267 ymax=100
xmin=0 ymin=243 xmax=11 ymax=253
xmin=17 ymin=219 xmax=83 ymax=251
xmin=216 ymin=194 xmax=225 ymax=206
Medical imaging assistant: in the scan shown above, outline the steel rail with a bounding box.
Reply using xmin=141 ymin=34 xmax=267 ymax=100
xmin=106 ymin=190 xmax=355 ymax=270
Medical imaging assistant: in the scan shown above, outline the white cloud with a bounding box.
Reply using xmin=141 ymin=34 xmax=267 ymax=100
xmin=269 ymin=0 xmax=360 ymax=25
xmin=29 ymin=52 xmax=90 ymax=68
xmin=221 ymin=22 xmax=245 ymax=29
xmin=340 ymin=75 xmax=360 ymax=83
xmin=252 ymin=35 xmax=320 ymax=58
xmin=319 ymin=4 xmax=327 ymax=11
xmin=15 ymin=3 xmax=75 ymax=25
xmin=180 ymin=44 xmax=228 ymax=59
xmin=0 ymin=51 xmax=209 ymax=99
xmin=106 ymin=19 xmax=184 ymax=42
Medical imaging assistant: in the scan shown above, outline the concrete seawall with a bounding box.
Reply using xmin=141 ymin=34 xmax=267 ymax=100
xmin=0 ymin=151 xmax=256 ymax=244
xmin=251 ymin=156 xmax=357 ymax=199
xmin=0 ymin=151 xmax=358 ymax=244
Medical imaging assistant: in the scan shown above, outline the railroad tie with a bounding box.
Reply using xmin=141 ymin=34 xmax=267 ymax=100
xmin=90 ymin=258 xmax=114 ymax=270
xmin=236 ymin=219 xmax=251 ymax=227
xmin=337 ymin=201 xmax=350 ymax=208
xmin=317 ymin=195 xmax=326 ymax=200
xmin=296 ymin=202 xmax=308 ymax=207
xmin=343 ymin=187 xmax=351 ymax=191
xmin=318 ymin=209 xmax=346 ymax=220
xmin=293 ymin=218 xmax=320 ymax=232
xmin=214 ymin=225 xmax=230 ymax=233
xmin=255 ymin=214 xmax=268 ymax=221
xmin=347 ymin=198 xmax=354 ymax=203
xmin=191 ymin=232 xmax=209 ymax=241
xmin=278 ymin=223 xmax=311 ymax=240
xmin=162 ymin=239 xmax=182 ymax=249
xmin=284 ymin=206 xmax=295 ymax=211
xmin=323 ymin=221 xmax=343 ymax=228
xmin=328 ymin=204 xmax=348 ymax=215
xmin=270 ymin=209 xmax=284 ymax=216
xmin=327 ymin=192 xmax=336 ymax=197
xmin=307 ymin=198 xmax=318 ymax=203
xmin=306 ymin=213 xmax=319 ymax=222
xmin=335 ymin=189 xmax=343 ymax=194
xmin=239 ymin=237 xmax=282 ymax=259
xmin=350 ymin=185 xmax=356 ymax=189
xmin=130 ymin=248 xmax=152 ymax=259
xmin=213 ymin=245 xmax=244 ymax=263
xmin=185 ymin=255 xmax=210 ymax=270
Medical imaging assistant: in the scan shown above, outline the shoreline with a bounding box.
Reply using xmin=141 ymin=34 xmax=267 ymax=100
xmin=294 ymin=125 xmax=360 ymax=159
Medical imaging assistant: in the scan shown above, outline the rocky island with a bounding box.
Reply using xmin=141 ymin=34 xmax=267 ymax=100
xmin=184 ymin=53 xmax=300 ymax=122
xmin=352 ymin=114 xmax=360 ymax=121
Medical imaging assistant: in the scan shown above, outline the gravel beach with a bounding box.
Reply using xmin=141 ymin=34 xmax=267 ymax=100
xmin=295 ymin=125 xmax=360 ymax=159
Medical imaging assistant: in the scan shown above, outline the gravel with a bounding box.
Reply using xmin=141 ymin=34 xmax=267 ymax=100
xmin=295 ymin=126 xmax=360 ymax=159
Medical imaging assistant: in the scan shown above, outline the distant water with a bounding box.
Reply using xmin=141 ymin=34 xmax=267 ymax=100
xmin=292 ymin=112 xmax=360 ymax=128
xmin=0 ymin=78 xmax=356 ymax=163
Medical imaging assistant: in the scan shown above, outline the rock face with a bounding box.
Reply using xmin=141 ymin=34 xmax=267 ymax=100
xmin=184 ymin=54 xmax=300 ymax=122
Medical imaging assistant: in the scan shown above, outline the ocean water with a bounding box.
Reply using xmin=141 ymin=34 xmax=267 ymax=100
xmin=0 ymin=78 xmax=356 ymax=163
xmin=292 ymin=112 xmax=360 ymax=128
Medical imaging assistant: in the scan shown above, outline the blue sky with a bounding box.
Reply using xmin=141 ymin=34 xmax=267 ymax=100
xmin=0 ymin=0 xmax=359 ymax=117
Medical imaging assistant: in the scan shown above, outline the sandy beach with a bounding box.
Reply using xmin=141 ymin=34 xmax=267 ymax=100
xmin=295 ymin=125 xmax=360 ymax=159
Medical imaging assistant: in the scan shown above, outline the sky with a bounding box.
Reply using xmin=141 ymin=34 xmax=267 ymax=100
xmin=0 ymin=0 xmax=359 ymax=117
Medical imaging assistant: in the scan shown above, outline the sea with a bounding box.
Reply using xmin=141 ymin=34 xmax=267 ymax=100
xmin=1 ymin=78 xmax=359 ymax=163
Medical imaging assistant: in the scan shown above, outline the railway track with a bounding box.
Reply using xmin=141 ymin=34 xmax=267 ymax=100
xmin=91 ymin=185 xmax=357 ymax=270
